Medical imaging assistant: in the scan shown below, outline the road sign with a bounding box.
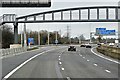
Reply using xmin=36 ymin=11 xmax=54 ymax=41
xmin=96 ymin=28 xmax=116 ymax=35
xmin=96 ymin=28 xmax=106 ymax=35
xmin=55 ymin=40 xmax=58 ymax=44
xmin=28 ymin=38 xmax=34 ymax=45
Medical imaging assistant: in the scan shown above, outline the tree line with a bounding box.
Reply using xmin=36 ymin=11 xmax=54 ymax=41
xmin=1 ymin=24 xmax=86 ymax=48
xmin=3 ymin=24 xmax=117 ymax=48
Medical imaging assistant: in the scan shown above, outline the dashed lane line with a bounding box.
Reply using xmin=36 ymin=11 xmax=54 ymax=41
xmin=93 ymin=63 xmax=98 ymax=66
xmin=87 ymin=59 xmax=90 ymax=62
xmin=67 ymin=77 xmax=71 ymax=80
xmin=83 ymin=57 xmax=85 ymax=59
xmin=59 ymin=62 xmax=62 ymax=65
xmin=61 ymin=68 xmax=65 ymax=71
xmin=105 ymin=70 xmax=111 ymax=73
xmin=59 ymin=58 xmax=61 ymax=61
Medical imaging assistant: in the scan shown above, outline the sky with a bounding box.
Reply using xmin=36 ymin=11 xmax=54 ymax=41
xmin=0 ymin=0 xmax=120 ymax=39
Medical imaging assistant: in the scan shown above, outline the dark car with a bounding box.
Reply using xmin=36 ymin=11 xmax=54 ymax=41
xmin=80 ymin=44 xmax=86 ymax=47
xmin=86 ymin=44 xmax=92 ymax=48
xmin=68 ymin=46 xmax=76 ymax=51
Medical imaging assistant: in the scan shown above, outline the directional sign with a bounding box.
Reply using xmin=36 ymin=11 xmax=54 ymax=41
xmin=55 ymin=40 xmax=58 ymax=44
xmin=96 ymin=28 xmax=106 ymax=35
xmin=96 ymin=28 xmax=116 ymax=35
xmin=28 ymin=38 xmax=34 ymax=45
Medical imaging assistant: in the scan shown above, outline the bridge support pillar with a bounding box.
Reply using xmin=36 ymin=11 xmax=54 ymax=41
xmin=14 ymin=23 xmax=18 ymax=44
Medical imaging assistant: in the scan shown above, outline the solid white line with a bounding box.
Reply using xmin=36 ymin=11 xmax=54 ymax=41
xmin=3 ymin=48 xmax=57 ymax=79
xmin=105 ymin=70 xmax=111 ymax=73
xmin=91 ymin=47 xmax=120 ymax=64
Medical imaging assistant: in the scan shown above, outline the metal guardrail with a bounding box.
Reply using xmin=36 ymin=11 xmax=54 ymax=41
xmin=1 ymin=47 xmax=27 ymax=57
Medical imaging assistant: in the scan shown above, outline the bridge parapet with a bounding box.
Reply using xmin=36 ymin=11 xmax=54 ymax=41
xmin=3 ymin=14 xmax=16 ymax=22
xmin=1 ymin=6 xmax=120 ymax=24
xmin=1 ymin=47 xmax=27 ymax=58
xmin=15 ymin=6 xmax=120 ymax=23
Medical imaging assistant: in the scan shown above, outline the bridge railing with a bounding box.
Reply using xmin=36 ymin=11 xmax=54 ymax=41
xmin=1 ymin=47 xmax=27 ymax=57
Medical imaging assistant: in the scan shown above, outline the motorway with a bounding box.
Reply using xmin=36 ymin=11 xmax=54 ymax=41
xmin=2 ymin=45 xmax=119 ymax=80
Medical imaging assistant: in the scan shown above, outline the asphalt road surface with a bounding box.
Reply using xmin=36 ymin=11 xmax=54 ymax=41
xmin=2 ymin=45 xmax=119 ymax=80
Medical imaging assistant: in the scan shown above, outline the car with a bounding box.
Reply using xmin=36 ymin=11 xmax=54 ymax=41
xmin=109 ymin=43 xmax=114 ymax=46
xmin=85 ymin=44 xmax=92 ymax=48
xmin=68 ymin=46 xmax=76 ymax=51
xmin=80 ymin=44 xmax=86 ymax=47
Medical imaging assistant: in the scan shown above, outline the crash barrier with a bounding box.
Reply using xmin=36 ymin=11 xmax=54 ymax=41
xmin=1 ymin=47 xmax=27 ymax=57
xmin=96 ymin=45 xmax=120 ymax=60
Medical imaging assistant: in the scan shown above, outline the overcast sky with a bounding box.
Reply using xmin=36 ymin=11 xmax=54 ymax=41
xmin=0 ymin=0 xmax=120 ymax=39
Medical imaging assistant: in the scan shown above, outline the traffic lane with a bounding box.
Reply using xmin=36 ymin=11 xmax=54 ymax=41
xmin=60 ymin=48 xmax=118 ymax=78
xmin=9 ymin=47 xmax=66 ymax=78
xmin=2 ymin=46 xmax=59 ymax=78
xmin=78 ymin=47 xmax=118 ymax=77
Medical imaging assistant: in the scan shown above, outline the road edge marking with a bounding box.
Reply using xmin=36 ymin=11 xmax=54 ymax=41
xmin=91 ymin=47 xmax=120 ymax=64
xmin=3 ymin=48 xmax=60 ymax=79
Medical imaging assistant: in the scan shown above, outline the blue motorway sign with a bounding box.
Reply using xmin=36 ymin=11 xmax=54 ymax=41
xmin=96 ymin=28 xmax=106 ymax=35
xmin=96 ymin=28 xmax=116 ymax=35
xmin=28 ymin=38 xmax=34 ymax=44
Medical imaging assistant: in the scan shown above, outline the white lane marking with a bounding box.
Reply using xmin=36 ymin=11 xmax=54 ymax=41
xmin=59 ymin=58 xmax=61 ymax=61
xmin=83 ymin=57 xmax=85 ymax=59
xmin=94 ymin=64 xmax=98 ymax=66
xmin=59 ymin=62 xmax=62 ymax=65
xmin=55 ymin=62 xmax=63 ymax=78
xmin=105 ymin=70 xmax=111 ymax=73
xmin=91 ymin=47 xmax=120 ymax=64
xmin=87 ymin=60 xmax=90 ymax=62
xmin=67 ymin=77 xmax=71 ymax=80
xmin=0 ymin=57 xmax=3 ymax=59
xmin=79 ymin=54 xmax=82 ymax=57
xmin=3 ymin=48 xmax=59 ymax=79
xmin=59 ymin=56 xmax=61 ymax=58
xmin=61 ymin=68 xmax=65 ymax=71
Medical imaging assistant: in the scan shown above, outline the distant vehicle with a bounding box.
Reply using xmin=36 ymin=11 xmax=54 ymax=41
xmin=85 ymin=44 xmax=92 ymax=48
xmin=109 ymin=43 xmax=114 ymax=46
xmin=80 ymin=44 xmax=86 ymax=47
xmin=68 ymin=46 xmax=76 ymax=51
